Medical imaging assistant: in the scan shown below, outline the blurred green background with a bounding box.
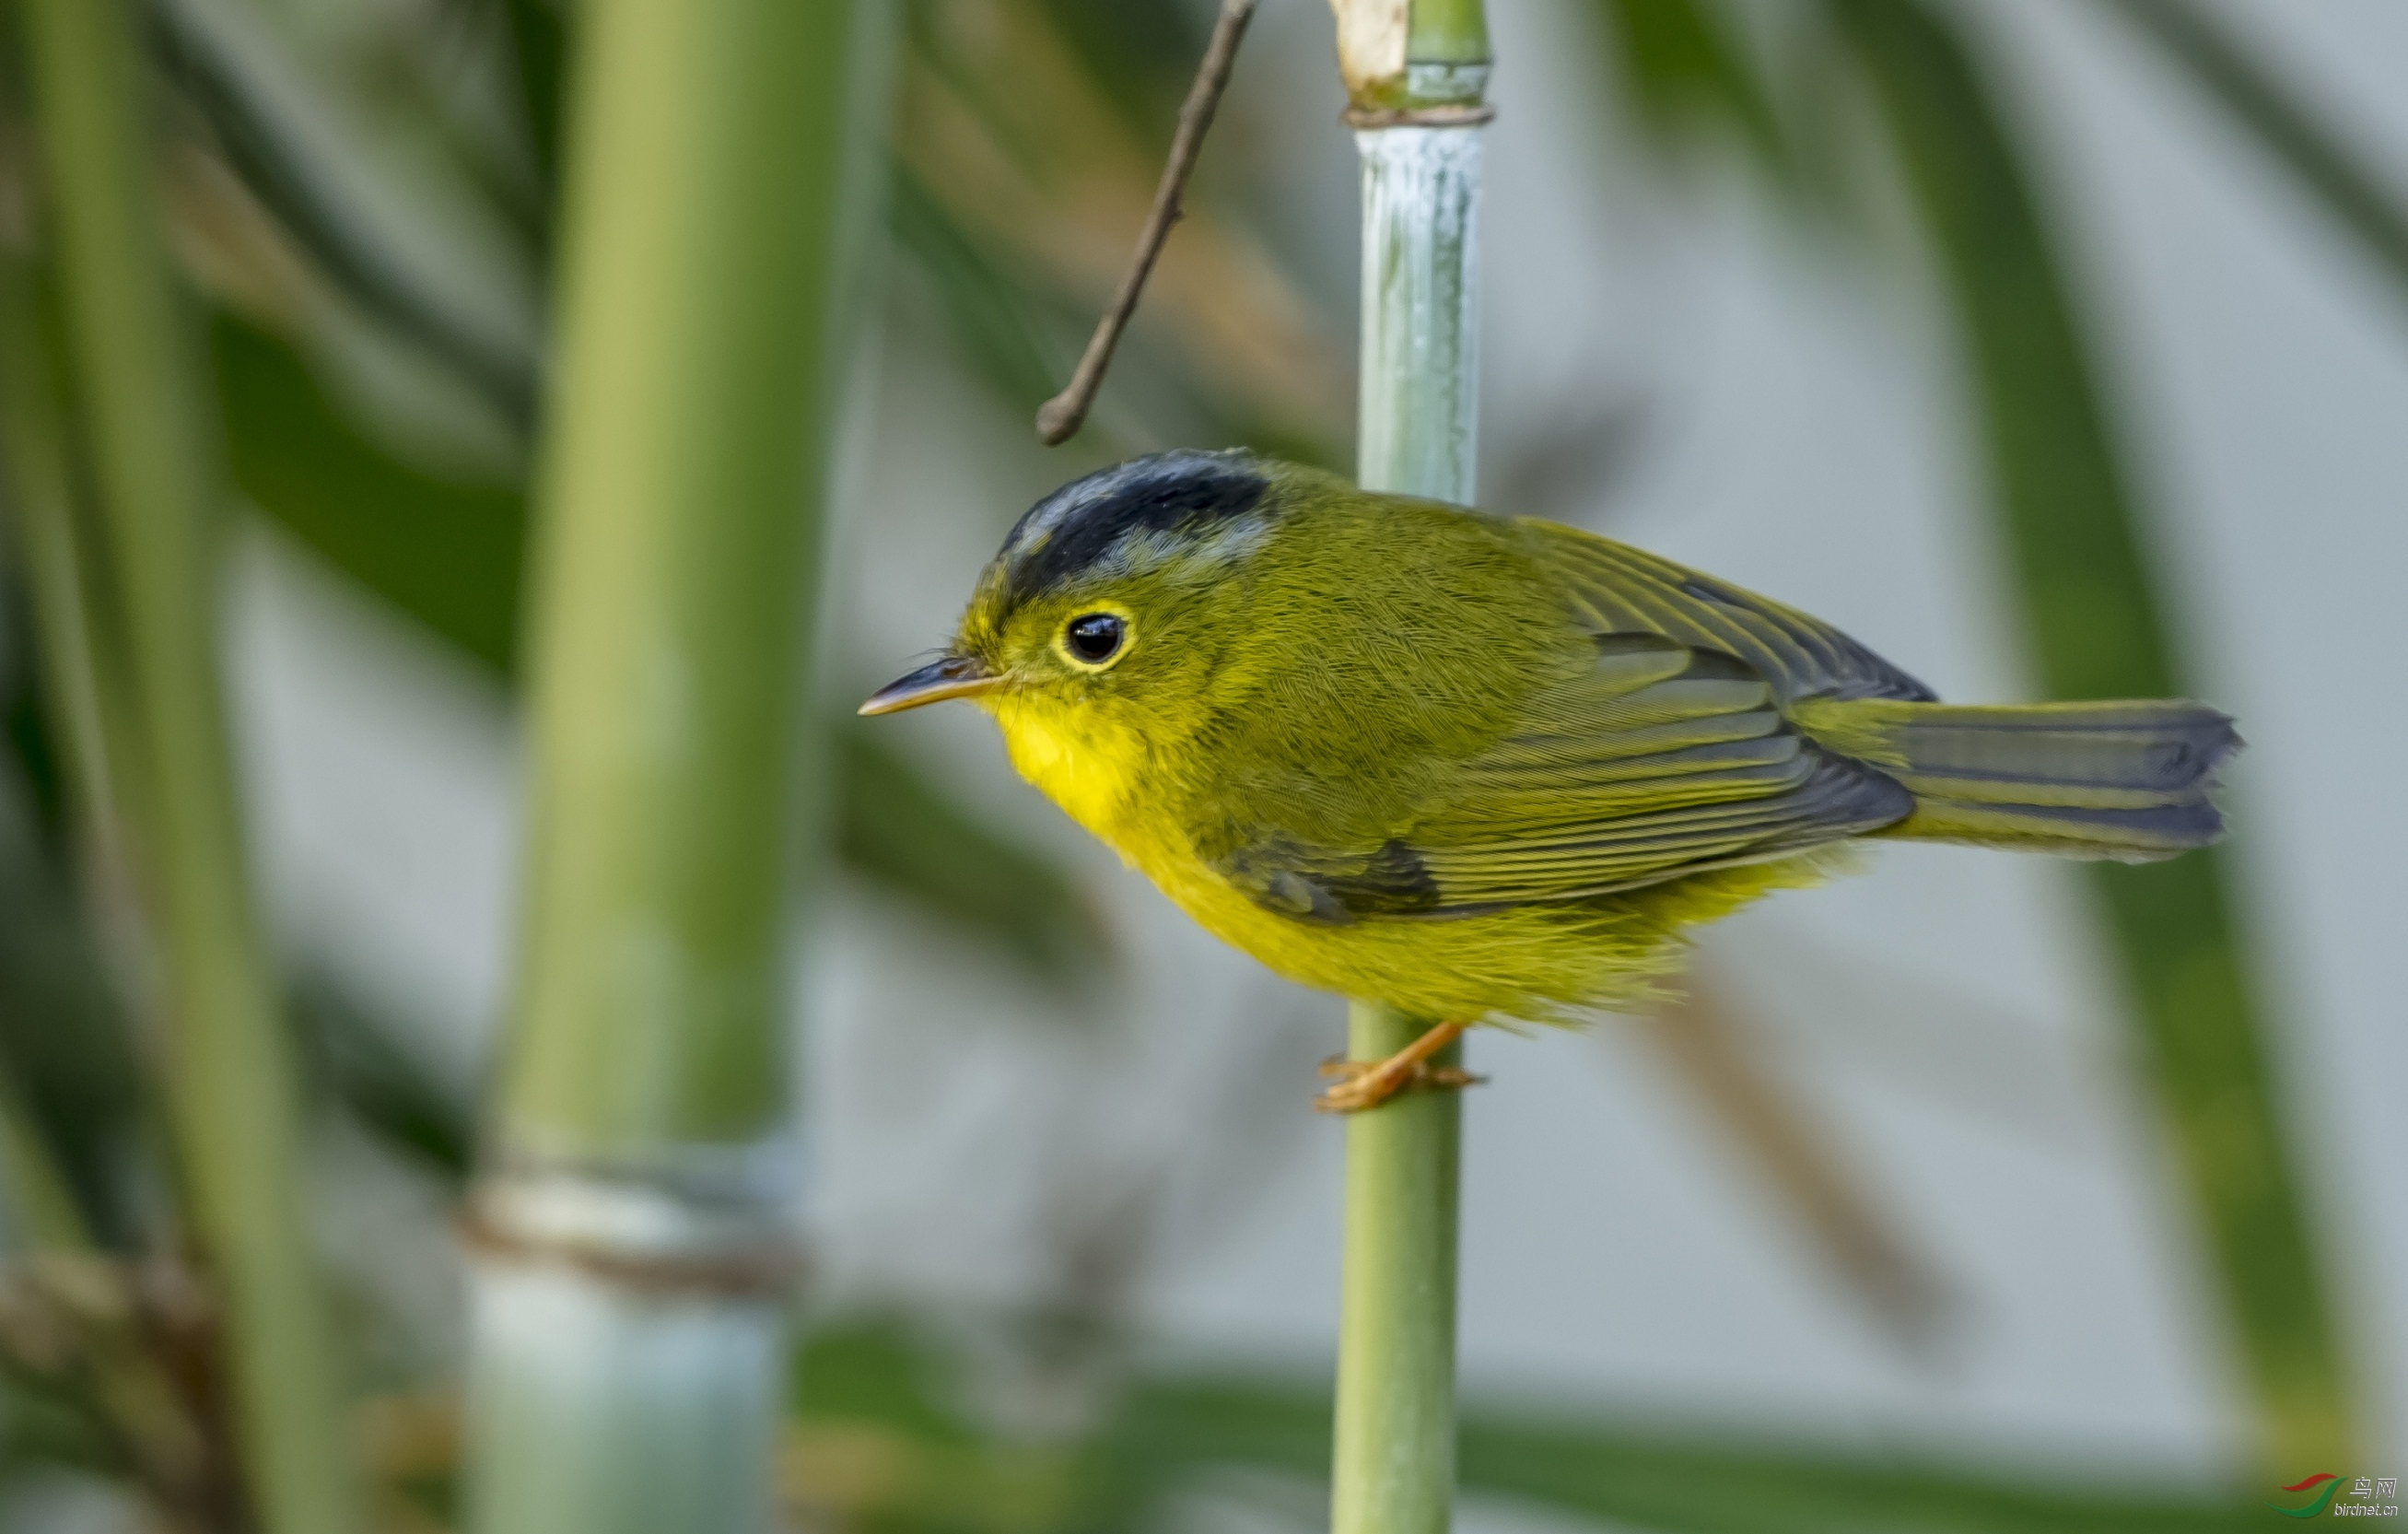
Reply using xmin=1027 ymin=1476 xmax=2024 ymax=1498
xmin=0 ymin=0 xmax=2402 ymax=1528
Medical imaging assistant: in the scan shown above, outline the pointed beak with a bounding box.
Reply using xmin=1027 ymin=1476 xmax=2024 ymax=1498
xmin=858 ymin=654 xmax=1007 ymax=716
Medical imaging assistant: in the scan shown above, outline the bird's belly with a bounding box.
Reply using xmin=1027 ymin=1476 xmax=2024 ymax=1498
xmin=1134 ymin=843 xmax=1671 ymax=1023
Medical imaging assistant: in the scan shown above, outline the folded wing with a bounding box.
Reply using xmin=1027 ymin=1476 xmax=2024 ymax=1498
xmin=1214 ymin=633 xmax=1913 ymax=923
xmin=1518 ymin=519 xmax=1937 ymax=705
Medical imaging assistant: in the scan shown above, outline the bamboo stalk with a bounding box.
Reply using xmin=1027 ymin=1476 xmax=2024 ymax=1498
xmin=1333 ymin=1003 xmax=1465 ymax=1532
xmin=462 ymin=0 xmax=888 ymax=1528
xmin=14 ymin=3 xmax=360 ymax=1529
xmin=1329 ymin=5 xmax=1489 ymax=1528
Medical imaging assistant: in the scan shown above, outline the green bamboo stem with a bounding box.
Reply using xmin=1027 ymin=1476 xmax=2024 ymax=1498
xmin=1333 ymin=1004 xmax=1465 ymax=1532
xmin=462 ymin=0 xmax=886 ymax=1528
xmin=1331 ymin=4 xmax=1489 ymax=1528
xmin=14 ymin=3 xmax=360 ymax=1529
xmin=1333 ymin=0 xmax=1490 ymax=111
xmin=1407 ymin=0 xmax=1490 ymax=70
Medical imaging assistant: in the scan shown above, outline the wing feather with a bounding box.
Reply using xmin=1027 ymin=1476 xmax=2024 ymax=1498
xmin=1523 ymin=522 xmax=1936 ymax=704
xmin=1211 ymin=632 xmax=1914 ymax=922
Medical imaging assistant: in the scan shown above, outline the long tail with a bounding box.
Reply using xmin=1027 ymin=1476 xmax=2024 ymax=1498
xmin=1791 ymin=697 xmax=2241 ymax=862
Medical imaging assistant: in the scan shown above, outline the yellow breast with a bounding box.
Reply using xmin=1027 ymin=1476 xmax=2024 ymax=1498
xmin=986 ymin=693 xmax=1310 ymax=983
xmin=985 ymin=694 xmax=1154 ymax=849
xmin=988 ymin=691 xmax=1514 ymax=1007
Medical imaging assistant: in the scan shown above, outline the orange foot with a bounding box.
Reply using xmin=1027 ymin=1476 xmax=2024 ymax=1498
xmin=1313 ymin=1019 xmax=1483 ymax=1114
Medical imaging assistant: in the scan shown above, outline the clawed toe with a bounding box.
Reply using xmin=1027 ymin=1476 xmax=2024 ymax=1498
xmin=1313 ymin=1072 xmax=1385 ymax=1114
xmin=1313 ymin=1018 xmax=1483 ymax=1113
xmin=1313 ymin=1059 xmax=1486 ymax=1114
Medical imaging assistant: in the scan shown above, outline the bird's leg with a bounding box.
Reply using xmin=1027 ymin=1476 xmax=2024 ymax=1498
xmin=1315 ymin=1019 xmax=1481 ymax=1114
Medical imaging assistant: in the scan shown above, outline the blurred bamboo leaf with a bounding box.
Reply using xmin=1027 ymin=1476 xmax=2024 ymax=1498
xmin=0 ymin=758 xmax=146 ymax=1251
xmin=794 ymin=1318 xmax=973 ymax=1448
xmin=782 ymin=1319 xmax=2263 ymax=1531
xmin=0 ymin=1374 xmax=113 ymax=1488
xmin=497 ymin=0 xmax=567 ymax=195
xmin=15 ymin=272 xmax=497 ymax=1245
xmin=211 ymin=311 xmax=1103 ymax=979
xmin=1829 ymin=0 xmax=2353 ymax=1472
xmin=889 ymin=162 xmax=1083 ymax=417
xmin=896 ymin=0 xmax=1346 ymax=452
xmin=0 ymin=263 xmax=152 ymax=1253
xmin=287 ymin=971 xmax=474 ymax=1184
xmin=163 ymin=0 xmax=1339 ymax=463
xmin=2101 ymin=0 xmax=2408 ymax=315
xmin=0 ymin=262 xmax=154 ymax=913
xmin=789 ymin=1318 xmax=1171 ymax=1533
xmin=1592 ymin=0 xmax=1785 ymax=171
xmin=0 ymin=1069 xmax=89 ymax=1253
xmin=1455 ymin=1408 xmax=2260 ymax=1533
xmin=18 ymin=0 xmax=361 ymax=1516
xmin=1023 ymin=0 xmax=1208 ymax=151
xmin=784 ymin=1319 xmax=1088 ymax=1531
xmin=166 ymin=0 xmax=1128 ymax=976
xmin=214 ymin=310 xmax=525 ymax=670
xmin=889 ymin=159 xmax=1318 ymax=470
xmin=153 ymin=0 xmax=543 ymax=427
xmin=2 ymin=621 xmax=68 ymax=856
xmin=1106 ymin=1374 xmax=2264 ymax=1533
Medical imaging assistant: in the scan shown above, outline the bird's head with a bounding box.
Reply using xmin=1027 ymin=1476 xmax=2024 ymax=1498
xmin=861 ymin=451 xmax=1298 ymax=784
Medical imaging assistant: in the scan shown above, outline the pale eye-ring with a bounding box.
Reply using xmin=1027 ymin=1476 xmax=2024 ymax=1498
xmin=1064 ymin=612 xmax=1125 ymax=664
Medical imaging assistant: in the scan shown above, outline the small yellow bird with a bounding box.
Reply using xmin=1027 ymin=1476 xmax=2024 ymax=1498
xmin=863 ymin=451 xmax=2236 ymax=1111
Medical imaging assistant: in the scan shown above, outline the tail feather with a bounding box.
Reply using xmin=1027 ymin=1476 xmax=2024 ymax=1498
xmin=1790 ymin=697 xmax=2240 ymax=863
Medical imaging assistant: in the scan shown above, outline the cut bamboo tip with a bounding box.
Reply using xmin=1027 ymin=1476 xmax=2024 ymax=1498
xmin=1329 ymin=0 xmax=1409 ymax=101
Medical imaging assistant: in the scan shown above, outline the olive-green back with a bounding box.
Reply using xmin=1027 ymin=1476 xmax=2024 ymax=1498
xmin=1179 ymin=479 xmax=1914 ymax=921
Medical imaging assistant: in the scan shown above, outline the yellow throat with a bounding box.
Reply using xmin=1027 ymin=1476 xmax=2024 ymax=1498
xmin=985 ymin=692 xmax=1157 ymax=851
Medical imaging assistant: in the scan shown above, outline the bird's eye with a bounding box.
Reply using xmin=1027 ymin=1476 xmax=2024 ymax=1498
xmin=1064 ymin=612 xmax=1125 ymax=664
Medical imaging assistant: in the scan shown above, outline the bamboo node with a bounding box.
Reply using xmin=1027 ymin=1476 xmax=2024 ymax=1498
xmin=1342 ymin=101 xmax=1494 ymax=129
xmin=457 ymin=1206 xmax=807 ymax=1299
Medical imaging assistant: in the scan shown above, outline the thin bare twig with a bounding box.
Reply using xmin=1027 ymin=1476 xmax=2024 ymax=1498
xmin=1035 ymin=0 xmax=1260 ymax=446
